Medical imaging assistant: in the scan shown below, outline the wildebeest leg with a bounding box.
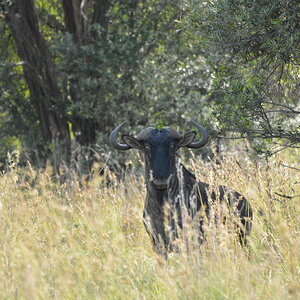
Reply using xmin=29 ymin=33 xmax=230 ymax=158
xmin=197 ymin=217 xmax=206 ymax=245
xmin=236 ymin=197 xmax=253 ymax=246
xmin=143 ymin=209 xmax=170 ymax=258
xmin=166 ymin=204 xmax=181 ymax=253
xmin=237 ymin=216 xmax=252 ymax=246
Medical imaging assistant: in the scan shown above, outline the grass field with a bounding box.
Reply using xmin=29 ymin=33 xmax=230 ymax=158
xmin=0 ymin=150 xmax=299 ymax=299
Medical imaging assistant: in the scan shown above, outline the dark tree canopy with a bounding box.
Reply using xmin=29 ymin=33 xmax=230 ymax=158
xmin=0 ymin=0 xmax=299 ymax=174
xmin=183 ymin=0 xmax=300 ymax=155
xmin=1 ymin=0 xmax=207 ymax=172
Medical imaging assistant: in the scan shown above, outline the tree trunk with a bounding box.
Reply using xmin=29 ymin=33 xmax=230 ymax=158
xmin=62 ymin=0 xmax=86 ymax=45
xmin=61 ymin=0 xmax=111 ymax=174
xmin=3 ymin=0 xmax=71 ymax=174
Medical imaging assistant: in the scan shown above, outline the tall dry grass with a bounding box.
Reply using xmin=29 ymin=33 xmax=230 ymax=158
xmin=0 ymin=150 xmax=299 ymax=299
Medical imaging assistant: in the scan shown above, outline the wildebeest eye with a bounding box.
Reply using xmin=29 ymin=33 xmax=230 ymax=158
xmin=144 ymin=144 xmax=150 ymax=151
xmin=170 ymin=144 xmax=176 ymax=150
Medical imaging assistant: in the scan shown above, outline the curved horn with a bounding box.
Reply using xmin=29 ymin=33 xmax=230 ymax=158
xmin=187 ymin=121 xmax=209 ymax=149
xmin=165 ymin=127 xmax=182 ymax=139
xmin=136 ymin=127 xmax=155 ymax=140
xmin=109 ymin=121 xmax=132 ymax=150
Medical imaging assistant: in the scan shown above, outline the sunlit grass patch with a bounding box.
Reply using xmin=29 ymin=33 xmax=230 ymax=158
xmin=0 ymin=150 xmax=299 ymax=299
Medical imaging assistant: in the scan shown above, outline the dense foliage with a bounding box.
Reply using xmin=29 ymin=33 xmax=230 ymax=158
xmin=0 ymin=0 xmax=213 ymax=172
xmin=183 ymin=0 xmax=300 ymax=155
xmin=0 ymin=0 xmax=299 ymax=172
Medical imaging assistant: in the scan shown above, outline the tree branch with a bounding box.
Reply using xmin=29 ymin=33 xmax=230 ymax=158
xmin=280 ymin=163 xmax=300 ymax=172
xmin=275 ymin=192 xmax=300 ymax=199
xmin=262 ymin=101 xmax=298 ymax=112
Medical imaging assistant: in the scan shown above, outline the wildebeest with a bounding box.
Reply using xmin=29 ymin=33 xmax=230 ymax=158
xmin=110 ymin=121 xmax=252 ymax=256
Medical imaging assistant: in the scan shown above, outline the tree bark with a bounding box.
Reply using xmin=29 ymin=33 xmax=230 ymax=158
xmin=3 ymin=0 xmax=71 ymax=173
xmin=62 ymin=0 xmax=110 ymax=149
xmin=92 ymin=0 xmax=110 ymax=27
xmin=62 ymin=0 xmax=86 ymax=44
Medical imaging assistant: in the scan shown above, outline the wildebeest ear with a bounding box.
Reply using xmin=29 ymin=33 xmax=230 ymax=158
xmin=121 ymin=134 xmax=144 ymax=150
xmin=177 ymin=131 xmax=196 ymax=148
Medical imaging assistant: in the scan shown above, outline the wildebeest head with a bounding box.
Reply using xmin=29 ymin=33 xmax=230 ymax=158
xmin=110 ymin=121 xmax=208 ymax=189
